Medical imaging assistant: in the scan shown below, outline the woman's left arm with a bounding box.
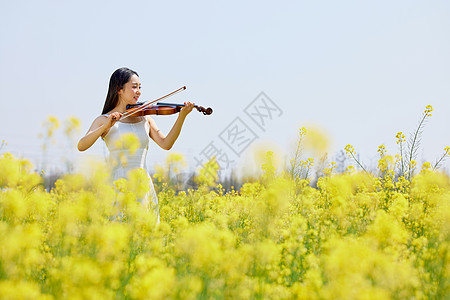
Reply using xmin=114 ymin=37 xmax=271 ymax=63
xmin=148 ymin=102 xmax=194 ymax=150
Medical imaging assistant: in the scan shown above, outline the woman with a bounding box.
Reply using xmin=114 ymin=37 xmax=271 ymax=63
xmin=78 ymin=67 xmax=194 ymax=222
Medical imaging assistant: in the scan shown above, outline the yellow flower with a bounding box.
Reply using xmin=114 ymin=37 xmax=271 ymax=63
xmin=299 ymin=127 xmax=307 ymax=137
xmin=444 ymin=146 xmax=450 ymax=156
xmin=344 ymin=144 xmax=355 ymax=156
xmin=323 ymin=161 xmax=337 ymax=177
xmin=395 ymin=132 xmax=406 ymax=144
xmin=345 ymin=165 xmax=355 ymax=174
xmin=1 ymin=141 xmax=449 ymax=298
xmin=63 ymin=116 xmax=81 ymax=138
xmin=114 ymin=132 xmax=141 ymax=155
xmin=306 ymin=158 xmax=314 ymax=168
xmin=303 ymin=125 xmax=330 ymax=155
xmin=42 ymin=115 xmax=60 ymax=138
xmin=424 ymin=105 xmax=433 ymax=117
xmin=377 ymin=144 xmax=386 ymax=156
xmin=421 ymin=162 xmax=431 ymax=173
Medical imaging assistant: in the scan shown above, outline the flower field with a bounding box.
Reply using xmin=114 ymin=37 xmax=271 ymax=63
xmin=1 ymin=105 xmax=449 ymax=299
xmin=0 ymin=149 xmax=449 ymax=300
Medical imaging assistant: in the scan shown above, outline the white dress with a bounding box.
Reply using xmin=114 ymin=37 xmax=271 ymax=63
xmin=103 ymin=117 xmax=160 ymax=223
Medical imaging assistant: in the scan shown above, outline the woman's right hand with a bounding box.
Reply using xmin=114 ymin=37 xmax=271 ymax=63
xmin=104 ymin=112 xmax=123 ymax=128
xmin=78 ymin=111 xmax=123 ymax=152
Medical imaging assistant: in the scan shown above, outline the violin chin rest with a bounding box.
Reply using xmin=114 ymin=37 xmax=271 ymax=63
xmin=126 ymin=102 xmax=144 ymax=109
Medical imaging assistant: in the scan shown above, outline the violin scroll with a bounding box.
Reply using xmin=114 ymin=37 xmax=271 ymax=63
xmin=195 ymin=105 xmax=213 ymax=115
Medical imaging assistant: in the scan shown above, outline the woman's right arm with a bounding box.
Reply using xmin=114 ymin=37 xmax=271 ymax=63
xmin=77 ymin=113 xmax=121 ymax=151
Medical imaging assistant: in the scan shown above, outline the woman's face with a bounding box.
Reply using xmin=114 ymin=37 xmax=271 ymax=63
xmin=118 ymin=74 xmax=141 ymax=105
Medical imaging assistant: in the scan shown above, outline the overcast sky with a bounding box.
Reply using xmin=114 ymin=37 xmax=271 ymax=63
xmin=1 ymin=0 xmax=449 ymax=176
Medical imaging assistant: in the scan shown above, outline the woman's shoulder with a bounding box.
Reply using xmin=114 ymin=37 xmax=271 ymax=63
xmin=88 ymin=114 xmax=109 ymax=129
xmin=95 ymin=114 xmax=109 ymax=122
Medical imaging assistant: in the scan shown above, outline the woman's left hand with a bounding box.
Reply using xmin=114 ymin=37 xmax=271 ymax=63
xmin=179 ymin=101 xmax=194 ymax=117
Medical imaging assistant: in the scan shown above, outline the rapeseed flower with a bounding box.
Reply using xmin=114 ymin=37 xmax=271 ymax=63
xmin=1 ymin=151 xmax=449 ymax=299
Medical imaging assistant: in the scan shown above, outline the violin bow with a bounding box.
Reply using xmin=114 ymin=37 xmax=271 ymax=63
xmin=119 ymin=86 xmax=186 ymax=120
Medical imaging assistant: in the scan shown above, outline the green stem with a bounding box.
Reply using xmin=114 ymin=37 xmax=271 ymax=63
xmin=432 ymin=154 xmax=447 ymax=171
xmin=407 ymin=113 xmax=428 ymax=179
xmin=399 ymin=141 xmax=404 ymax=175
xmin=351 ymin=153 xmax=369 ymax=175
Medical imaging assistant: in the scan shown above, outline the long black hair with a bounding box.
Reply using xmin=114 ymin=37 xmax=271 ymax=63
xmin=101 ymin=67 xmax=139 ymax=114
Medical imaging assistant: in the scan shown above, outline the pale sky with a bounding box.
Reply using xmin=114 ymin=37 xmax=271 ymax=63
xmin=1 ymin=0 xmax=449 ymax=176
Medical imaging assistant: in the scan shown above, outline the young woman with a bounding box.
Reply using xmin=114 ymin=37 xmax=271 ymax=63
xmin=77 ymin=67 xmax=194 ymax=222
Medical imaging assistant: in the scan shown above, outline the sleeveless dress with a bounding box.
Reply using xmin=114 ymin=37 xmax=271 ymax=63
xmin=103 ymin=117 xmax=160 ymax=223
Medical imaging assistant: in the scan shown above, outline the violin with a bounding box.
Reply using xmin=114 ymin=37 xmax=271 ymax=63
xmin=113 ymin=86 xmax=213 ymax=121
xmin=125 ymin=102 xmax=213 ymax=116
